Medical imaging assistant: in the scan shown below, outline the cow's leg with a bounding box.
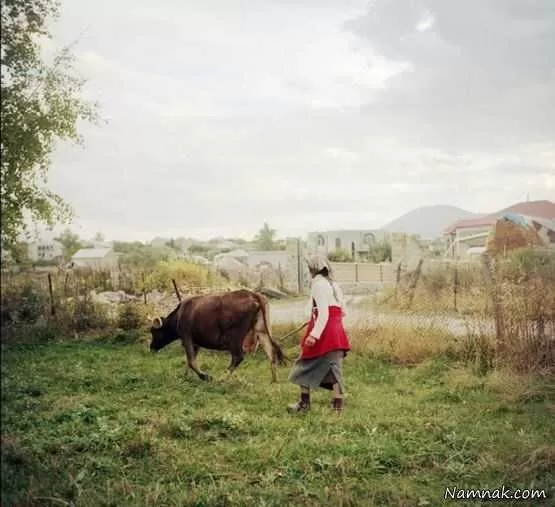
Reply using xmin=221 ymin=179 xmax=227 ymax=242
xmin=183 ymin=339 xmax=211 ymax=382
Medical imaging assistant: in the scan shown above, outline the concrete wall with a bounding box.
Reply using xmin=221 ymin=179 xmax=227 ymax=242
xmin=307 ymin=229 xmax=388 ymax=259
xmin=246 ymin=250 xmax=288 ymax=270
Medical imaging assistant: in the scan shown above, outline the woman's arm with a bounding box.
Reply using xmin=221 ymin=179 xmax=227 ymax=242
xmin=309 ymin=280 xmax=329 ymax=340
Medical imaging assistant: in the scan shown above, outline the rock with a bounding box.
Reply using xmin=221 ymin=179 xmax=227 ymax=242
xmin=258 ymin=287 xmax=288 ymax=299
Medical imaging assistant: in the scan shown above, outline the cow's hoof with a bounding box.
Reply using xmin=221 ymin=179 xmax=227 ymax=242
xmin=200 ymin=373 xmax=212 ymax=382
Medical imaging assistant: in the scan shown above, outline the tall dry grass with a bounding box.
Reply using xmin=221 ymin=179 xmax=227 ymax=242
xmin=372 ymin=248 xmax=555 ymax=374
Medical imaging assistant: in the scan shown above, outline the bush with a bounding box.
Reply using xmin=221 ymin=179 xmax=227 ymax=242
xmin=146 ymin=260 xmax=221 ymax=292
xmin=117 ymin=302 xmax=149 ymax=330
xmin=56 ymin=297 xmax=114 ymax=333
xmin=1 ymin=278 xmax=48 ymax=325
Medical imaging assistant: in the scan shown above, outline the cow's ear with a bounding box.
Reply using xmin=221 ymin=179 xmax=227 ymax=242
xmin=152 ymin=317 xmax=163 ymax=329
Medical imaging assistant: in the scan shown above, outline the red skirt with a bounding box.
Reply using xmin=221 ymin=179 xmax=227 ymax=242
xmin=300 ymin=305 xmax=351 ymax=360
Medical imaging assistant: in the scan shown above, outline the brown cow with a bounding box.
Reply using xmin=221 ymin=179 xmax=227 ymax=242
xmin=149 ymin=289 xmax=286 ymax=382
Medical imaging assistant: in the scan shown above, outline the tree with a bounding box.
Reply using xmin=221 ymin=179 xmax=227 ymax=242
xmin=368 ymin=240 xmax=392 ymax=263
xmin=93 ymin=232 xmax=105 ymax=243
xmin=54 ymin=228 xmax=83 ymax=260
xmin=254 ymin=222 xmax=277 ymax=250
xmin=0 ymin=0 xmax=100 ymax=251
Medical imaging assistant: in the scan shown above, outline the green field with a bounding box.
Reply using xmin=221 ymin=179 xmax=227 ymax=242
xmin=1 ymin=328 xmax=553 ymax=506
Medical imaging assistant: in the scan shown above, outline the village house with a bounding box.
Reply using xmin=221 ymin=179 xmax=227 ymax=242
xmin=443 ymin=200 xmax=555 ymax=259
xmin=71 ymin=247 xmax=120 ymax=269
xmin=27 ymin=239 xmax=64 ymax=262
xmin=306 ymin=229 xmax=389 ymax=260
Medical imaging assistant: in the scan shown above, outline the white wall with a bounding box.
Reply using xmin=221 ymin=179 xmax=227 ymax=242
xmin=307 ymin=230 xmax=388 ymax=257
xmin=27 ymin=240 xmax=63 ymax=261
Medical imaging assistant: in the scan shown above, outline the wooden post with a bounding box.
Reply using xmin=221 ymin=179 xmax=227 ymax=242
xmin=355 ymin=263 xmax=359 ymax=283
xmin=47 ymin=273 xmax=56 ymax=316
xmin=172 ymin=278 xmax=182 ymax=302
xmin=481 ymin=253 xmax=505 ymax=353
xmin=406 ymin=258 xmax=424 ymax=309
xmin=379 ymin=264 xmax=384 ymax=284
xmin=394 ymin=261 xmax=403 ymax=303
xmin=453 ymin=262 xmax=459 ymax=313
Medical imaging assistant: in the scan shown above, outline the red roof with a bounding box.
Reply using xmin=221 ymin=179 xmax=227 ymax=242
xmin=482 ymin=200 xmax=555 ymax=221
xmin=443 ymin=200 xmax=555 ymax=235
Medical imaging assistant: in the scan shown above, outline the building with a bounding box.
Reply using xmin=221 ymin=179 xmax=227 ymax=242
xmin=443 ymin=200 xmax=555 ymax=259
xmin=27 ymin=240 xmax=64 ymax=262
xmin=306 ymin=229 xmax=388 ymax=260
xmin=71 ymin=248 xmax=120 ymax=269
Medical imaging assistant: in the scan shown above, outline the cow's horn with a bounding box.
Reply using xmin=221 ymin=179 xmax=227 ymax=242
xmin=152 ymin=317 xmax=163 ymax=329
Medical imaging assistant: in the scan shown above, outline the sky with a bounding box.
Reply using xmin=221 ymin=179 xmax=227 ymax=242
xmin=43 ymin=0 xmax=555 ymax=242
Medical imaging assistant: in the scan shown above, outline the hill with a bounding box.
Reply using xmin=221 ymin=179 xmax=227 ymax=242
xmin=381 ymin=205 xmax=482 ymax=239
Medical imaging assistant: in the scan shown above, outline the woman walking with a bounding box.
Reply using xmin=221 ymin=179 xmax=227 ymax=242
xmin=287 ymin=253 xmax=351 ymax=414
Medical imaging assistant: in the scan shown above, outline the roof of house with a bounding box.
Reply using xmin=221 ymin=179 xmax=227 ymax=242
xmin=443 ymin=200 xmax=555 ymax=234
xmin=72 ymin=248 xmax=113 ymax=259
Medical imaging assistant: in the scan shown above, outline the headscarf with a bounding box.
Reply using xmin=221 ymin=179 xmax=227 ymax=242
xmin=304 ymin=253 xmax=331 ymax=274
xmin=304 ymin=253 xmax=339 ymax=302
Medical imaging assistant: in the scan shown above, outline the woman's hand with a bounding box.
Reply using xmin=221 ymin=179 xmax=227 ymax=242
xmin=305 ymin=335 xmax=318 ymax=347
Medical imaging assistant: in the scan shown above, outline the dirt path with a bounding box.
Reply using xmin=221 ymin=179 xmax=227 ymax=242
xmin=269 ymin=297 xmax=495 ymax=337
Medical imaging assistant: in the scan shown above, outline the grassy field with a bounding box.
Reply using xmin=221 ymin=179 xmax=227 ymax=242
xmin=1 ymin=325 xmax=554 ymax=507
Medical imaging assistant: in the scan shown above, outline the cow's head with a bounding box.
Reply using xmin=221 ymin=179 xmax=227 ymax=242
xmin=149 ymin=316 xmax=177 ymax=351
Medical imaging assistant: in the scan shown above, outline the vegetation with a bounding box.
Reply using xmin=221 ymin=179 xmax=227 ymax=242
xmin=0 ymin=0 xmax=100 ymax=250
xmin=1 ymin=320 xmax=553 ymax=506
xmin=254 ymin=222 xmax=281 ymax=251
xmin=327 ymin=248 xmax=352 ymax=262
xmin=372 ymin=248 xmax=555 ymax=374
xmin=368 ymin=240 xmax=393 ymax=263
xmin=54 ymin=228 xmax=85 ymax=260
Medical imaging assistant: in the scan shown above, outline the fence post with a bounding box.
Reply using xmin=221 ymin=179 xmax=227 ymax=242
xmin=453 ymin=262 xmax=459 ymax=313
xmin=481 ymin=253 xmax=505 ymax=354
xmin=394 ymin=261 xmax=402 ymax=302
xmin=406 ymin=258 xmax=424 ymax=309
xmin=355 ymin=263 xmax=359 ymax=283
xmin=379 ymin=264 xmax=384 ymax=284
xmin=172 ymin=278 xmax=182 ymax=302
xmin=47 ymin=273 xmax=56 ymax=316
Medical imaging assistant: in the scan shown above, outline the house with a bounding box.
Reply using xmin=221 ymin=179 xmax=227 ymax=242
xmin=306 ymin=229 xmax=389 ymax=260
xmin=27 ymin=240 xmax=64 ymax=262
xmin=71 ymin=247 xmax=120 ymax=269
xmin=443 ymin=200 xmax=555 ymax=259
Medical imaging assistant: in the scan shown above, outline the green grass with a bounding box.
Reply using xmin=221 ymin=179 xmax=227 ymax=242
xmin=2 ymin=329 xmax=554 ymax=507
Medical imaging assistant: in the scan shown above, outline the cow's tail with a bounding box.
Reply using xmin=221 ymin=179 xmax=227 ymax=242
xmin=256 ymin=293 xmax=289 ymax=365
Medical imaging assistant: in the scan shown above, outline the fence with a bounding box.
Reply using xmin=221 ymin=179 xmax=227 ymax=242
xmin=381 ymin=251 xmax=555 ymax=373
xmin=329 ymin=262 xmax=401 ymax=284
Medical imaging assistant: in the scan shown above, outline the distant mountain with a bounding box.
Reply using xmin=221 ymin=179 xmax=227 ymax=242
xmin=381 ymin=205 xmax=483 ymax=239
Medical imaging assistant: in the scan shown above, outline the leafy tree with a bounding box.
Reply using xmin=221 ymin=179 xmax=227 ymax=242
xmin=0 ymin=0 xmax=100 ymax=251
xmin=368 ymin=241 xmax=392 ymax=263
xmin=254 ymin=222 xmax=277 ymax=250
xmin=54 ymin=228 xmax=83 ymax=260
xmin=93 ymin=232 xmax=105 ymax=243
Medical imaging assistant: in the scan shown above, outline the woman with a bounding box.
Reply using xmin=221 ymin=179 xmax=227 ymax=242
xmin=287 ymin=253 xmax=351 ymax=414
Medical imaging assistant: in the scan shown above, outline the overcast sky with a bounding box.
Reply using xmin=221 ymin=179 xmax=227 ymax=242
xmin=44 ymin=0 xmax=554 ymax=241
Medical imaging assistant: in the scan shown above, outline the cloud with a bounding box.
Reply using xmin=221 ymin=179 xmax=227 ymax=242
xmin=37 ymin=0 xmax=555 ymax=242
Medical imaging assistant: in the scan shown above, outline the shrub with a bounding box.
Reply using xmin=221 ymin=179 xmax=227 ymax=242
xmin=0 ymin=278 xmax=48 ymax=325
xmin=117 ymin=302 xmax=149 ymax=330
xmin=146 ymin=260 xmax=219 ymax=292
